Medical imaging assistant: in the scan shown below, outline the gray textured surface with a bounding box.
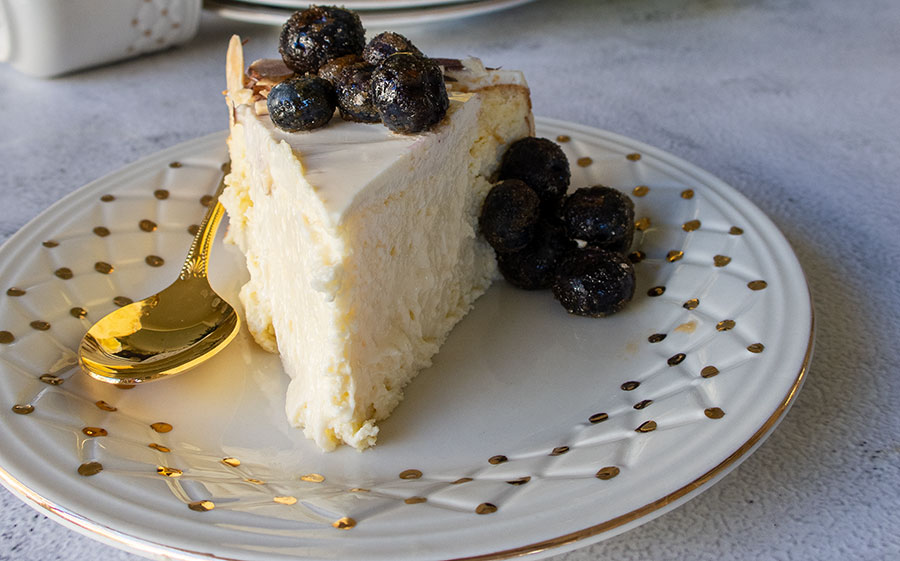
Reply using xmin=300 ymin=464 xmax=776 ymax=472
xmin=1 ymin=1 xmax=898 ymax=560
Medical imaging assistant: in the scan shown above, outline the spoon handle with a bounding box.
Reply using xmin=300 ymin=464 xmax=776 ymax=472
xmin=180 ymin=162 xmax=231 ymax=281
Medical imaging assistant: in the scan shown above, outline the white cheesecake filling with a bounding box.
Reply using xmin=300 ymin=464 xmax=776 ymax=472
xmin=222 ymin=40 xmax=532 ymax=450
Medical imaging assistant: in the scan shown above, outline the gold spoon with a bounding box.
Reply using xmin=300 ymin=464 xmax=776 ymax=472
xmin=78 ymin=163 xmax=240 ymax=385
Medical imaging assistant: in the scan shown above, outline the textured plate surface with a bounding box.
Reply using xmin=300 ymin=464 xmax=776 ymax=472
xmin=0 ymin=118 xmax=812 ymax=561
xmin=205 ymin=0 xmax=539 ymax=27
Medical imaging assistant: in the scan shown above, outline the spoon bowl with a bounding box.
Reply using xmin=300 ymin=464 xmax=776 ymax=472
xmin=78 ymin=164 xmax=241 ymax=385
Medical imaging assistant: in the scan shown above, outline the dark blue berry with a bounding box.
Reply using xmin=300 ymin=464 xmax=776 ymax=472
xmin=562 ymin=186 xmax=635 ymax=252
xmin=552 ymin=248 xmax=635 ymax=317
xmin=333 ymin=61 xmax=380 ymax=123
xmin=267 ymin=76 xmax=336 ymax=132
xmin=499 ymin=137 xmax=570 ymax=210
xmin=497 ymin=222 xmax=575 ymax=290
xmin=371 ymin=53 xmax=449 ymax=134
xmin=279 ymin=6 xmax=366 ymax=75
xmin=363 ymin=32 xmax=423 ymax=67
xmin=480 ymin=180 xmax=541 ymax=253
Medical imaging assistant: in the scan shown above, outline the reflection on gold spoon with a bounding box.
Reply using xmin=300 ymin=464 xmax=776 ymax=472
xmin=78 ymin=164 xmax=240 ymax=385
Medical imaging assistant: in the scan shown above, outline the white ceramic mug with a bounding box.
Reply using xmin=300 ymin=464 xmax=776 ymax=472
xmin=0 ymin=0 xmax=201 ymax=78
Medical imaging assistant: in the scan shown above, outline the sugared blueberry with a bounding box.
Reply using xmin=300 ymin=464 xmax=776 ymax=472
xmin=371 ymin=52 xmax=449 ymax=133
xmin=479 ymin=180 xmax=541 ymax=253
xmin=318 ymin=54 xmax=363 ymax=85
xmin=561 ymin=185 xmax=635 ymax=252
xmin=499 ymin=137 xmax=570 ymax=210
xmin=266 ymin=76 xmax=337 ymax=132
xmin=363 ymin=32 xmax=423 ymax=66
xmin=552 ymin=248 xmax=636 ymax=317
xmin=279 ymin=6 xmax=366 ymax=75
xmin=333 ymin=61 xmax=380 ymax=122
xmin=497 ymin=222 xmax=575 ymax=290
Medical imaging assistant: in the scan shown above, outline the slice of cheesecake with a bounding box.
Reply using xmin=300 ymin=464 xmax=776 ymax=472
xmin=222 ymin=36 xmax=533 ymax=451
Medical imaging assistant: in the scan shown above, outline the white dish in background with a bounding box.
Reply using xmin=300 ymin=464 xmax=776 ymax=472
xmin=205 ymin=0 xmax=539 ymax=28
xmin=0 ymin=118 xmax=812 ymax=561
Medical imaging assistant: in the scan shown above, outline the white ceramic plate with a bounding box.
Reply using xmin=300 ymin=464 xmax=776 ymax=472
xmin=0 ymin=118 xmax=812 ymax=561
xmin=204 ymin=0 xmax=539 ymax=28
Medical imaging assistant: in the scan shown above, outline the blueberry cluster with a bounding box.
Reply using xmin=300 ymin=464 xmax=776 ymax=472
xmin=269 ymin=6 xmax=448 ymax=134
xmin=479 ymin=138 xmax=637 ymax=317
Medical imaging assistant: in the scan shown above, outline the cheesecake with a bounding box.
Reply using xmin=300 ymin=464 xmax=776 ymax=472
xmin=222 ymin=36 xmax=533 ymax=451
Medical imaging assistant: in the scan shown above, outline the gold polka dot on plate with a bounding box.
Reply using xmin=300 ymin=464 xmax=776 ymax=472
xmin=30 ymin=320 xmax=51 ymax=331
xmin=187 ymin=224 xmax=200 ymax=236
xmin=78 ymin=462 xmax=103 ymax=476
xmin=139 ymin=219 xmax=158 ymax=232
xmin=169 ymin=161 xmax=183 ymax=169
xmin=95 ymin=400 xmax=116 ymax=411
xmin=700 ymin=366 xmax=720 ymax=378
xmin=729 ymin=226 xmax=744 ymax=235
xmin=11 ymin=404 xmax=33 ymax=415
xmin=349 ymin=487 xmax=370 ymax=493
xmin=39 ymin=374 xmax=63 ymax=385
xmin=628 ymin=250 xmax=646 ymax=264
xmin=300 ymin=473 xmax=325 ymax=483
xmin=550 ymin=446 xmax=570 ymax=456
xmin=626 ymin=153 xmax=641 ymax=161
xmin=115 ymin=383 xmax=135 ymax=390
xmin=332 ymin=517 xmax=356 ymax=529
xmin=488 ymin=455 xmax=508 ymax=465
xmin=634 ymin=217 xmax=651 ymax=231
xmin=636 ymin=420 xmax=657 ymax=433
xmin=42 ymin=240 xmax=59 ymax=248
xmin=274 ymin=496 xmax=297 ymax=505
xmin=633 ymin=399 xmax=653 ymax=410
xmin=713 ymin=255 xmax=732 ymax=267
xmin=93 ymin=226 xmax=110 ymax=237
xmin=647 ymin=286 xmax=665 ymax=297
xmin=705 ymin=407 xmax=725 ymax=419
xmin=595 ymin=466 xmax=620 ymax=480
xmin=648 ymin=333 xmax=666 ymax=343
xmin=145 ymin=255 xmax=165 ymax=267
xmin=589 ymin=412 xmax=609 ymax=424
xmin=666 ymin=250 xmax=684 ymax=263
xmin=113 ymin=296 xmax=133 ymax=307
xmin=667 ymin=353 xmax=686 ymax=366
xmin=680 ymin=189 xmax=694 ymax=199
xmin=200 ymin=195 xmax=214 ymax=208
xmin=747 ymin=343 xmax=765 ymax=353
xmin=632 ymin=185 xmax=649 ymax=197
xmin=399 ymin=469 xmax=422 ymax=479
xmin=82 ymin=427 xmax=108 ymax=437
xmin=154 ymin=189 xmax=170 ymax=200
xmin=188 ymin=500 xmax=215 ymax=512
xmin=556 ymin=134 xmax=570 ymax=143
xmin=157 ymin=466 xmax=183 ymax=477
xmin=0 ymin=331 xmax=15 ymax=344
xmin=621 ymin=381 xmax=640 ymax=391
xmin=244 ymin=478 xmax=265 ymax=485
xmin=716 ymin=319 xmax=736 ymax=331
xmin=683 ymin=298 xmax=699 ymax=310
xmin=405 ymin=497 xmax=427 ymax=505
xmin=94 ymin=262 xmax=114 ymax=274
xmin=507 ymin=476 xmax=531 ymax=485
xmin=100 ymin=194 xmax=115 ymax=202
xmin=150 ymin=422 xmax=173 ymax=433
xmin=576 ymin=156 xmax=593 ymax=167
xmin=55 ymin=268 xmax=73 ymax=280
xmin=476 ymin=503 xmax=498 ymax=515
xmin=682 ymin=219 xmax=701 ymax=232
xmin=221 ymin=457 xmax=241 ymax=467
xmin=748 ymin=280 xmax=768 ymax=291
xmin=71 ymin=307 xmax=88 ymax=319
xmin=6 ymin=287 xmax=25 ymax=297
xmin=149 ymin=443 xmax=171 ymax=453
